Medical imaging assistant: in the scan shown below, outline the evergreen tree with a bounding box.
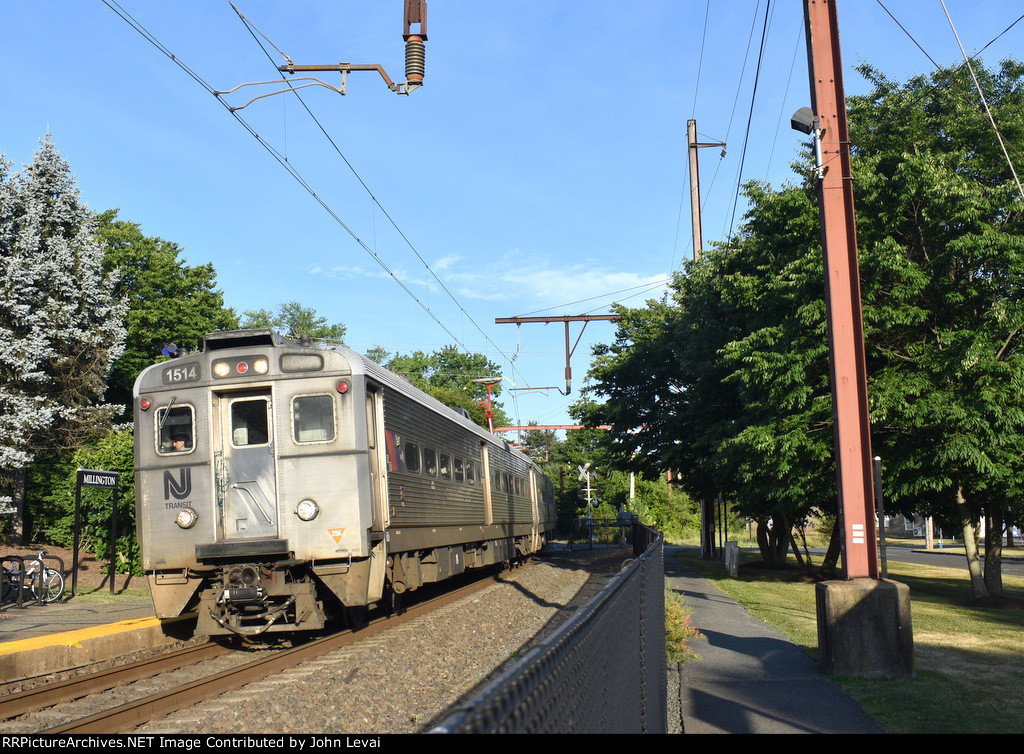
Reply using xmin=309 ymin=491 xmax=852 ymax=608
xmin=0 ymin=136 xmax=126 ymax=542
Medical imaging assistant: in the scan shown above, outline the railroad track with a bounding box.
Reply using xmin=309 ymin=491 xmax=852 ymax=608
xmin=0 ymin=572 xmax=498 ymax=734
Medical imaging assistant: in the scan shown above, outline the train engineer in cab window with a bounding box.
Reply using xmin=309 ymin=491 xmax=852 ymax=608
xmin=158 ymin=405 xmax=194 ymax=454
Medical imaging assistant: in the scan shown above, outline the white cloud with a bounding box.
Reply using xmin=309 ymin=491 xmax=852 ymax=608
xmin=305 ymin=250 xmax=670 ymax=316
xmin=447 ymin=251 xmax=670 ymax=310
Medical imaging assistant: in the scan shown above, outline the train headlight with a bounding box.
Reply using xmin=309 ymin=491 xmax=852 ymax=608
xmin=295 ymin=499 xmax=320 ymax=521
xmin=213 ymin=361 xmax=231 ymax=378
xmin=253 ymin=358 xmax=269 ymax=374
xmin=175 ymin=507 xmax=198 ymax=529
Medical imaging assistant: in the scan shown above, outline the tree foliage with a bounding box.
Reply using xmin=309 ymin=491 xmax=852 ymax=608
xmin=848 ymin=60 xmax=1024 ymax=596
xmin=242 ymin=302 xmax=345 ymax=344
xmin=375 ymin=345 xmax=512 ymax=430
xmin=99 ymin=210 xmax=239 ymax=410
xmin=0 ymin=136 xmax=126 ymax=541
xmin=583 ymin=59 xmax=1024 ymax=588
xmin=42 ymin=430 xmax=139 ymax=574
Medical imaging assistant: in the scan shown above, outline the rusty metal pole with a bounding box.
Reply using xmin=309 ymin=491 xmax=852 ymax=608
xmin=804 ymin=0 xmax=878 ymax=579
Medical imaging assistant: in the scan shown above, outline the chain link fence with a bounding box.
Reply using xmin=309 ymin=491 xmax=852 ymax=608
xmin=431 ymin=521 xmax=667 ymax=733
xmin=568 ymin=512 xmax=645 ymax=549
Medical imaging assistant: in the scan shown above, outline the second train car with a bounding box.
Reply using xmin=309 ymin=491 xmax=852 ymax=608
xmin=133 ymin=329 xmax=556 ymax=636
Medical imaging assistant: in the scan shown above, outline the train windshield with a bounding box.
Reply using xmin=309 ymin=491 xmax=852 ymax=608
xmin=292 ymin=394 xmax=335 ymax=443
xmin=157 ymin=405 xmax=194 ymax=454
xmin=231 ymin=399 xmax=270 ymax=446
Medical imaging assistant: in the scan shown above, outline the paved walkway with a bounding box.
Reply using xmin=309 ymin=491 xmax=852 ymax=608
xmin=665 ymin=548 xmax=888 ymax=734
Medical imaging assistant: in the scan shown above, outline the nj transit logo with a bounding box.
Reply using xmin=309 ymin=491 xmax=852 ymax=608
xmin=163 ymin=468 xmax=192 ymax=500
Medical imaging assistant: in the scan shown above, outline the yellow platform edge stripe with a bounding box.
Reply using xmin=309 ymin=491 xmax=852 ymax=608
xmin=0 ymin=614 xmax=194 ymax=656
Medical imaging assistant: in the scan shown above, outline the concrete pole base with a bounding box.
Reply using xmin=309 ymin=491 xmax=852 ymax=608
xmin=815 ymin=578 xmax=915 ymax=677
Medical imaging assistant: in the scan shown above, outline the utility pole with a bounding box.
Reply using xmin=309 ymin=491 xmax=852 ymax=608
xmin=687 ymin=120 xmax=726 ymax=261
xmin=803 ymin=0 xmax=912 ymax=677
xmin=803 ymin=0 xmax=877 ymax=580
xmin=688 ymin=119 xmax=725 ymax=558
xmin=494 ymin=314 xmax=619 ymax=395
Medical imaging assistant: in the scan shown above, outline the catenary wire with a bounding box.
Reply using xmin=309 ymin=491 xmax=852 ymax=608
xmin=229 ymin=6 xmax=514 ymax=355
xmin=101 ymin=0 xmax=468 ymax=350
xmin=100 ymin=1 xmax=535 ymax=426
xmin=727 ymin=1 xmax=773 ymax=244
xmin=227 ymin=4 xmax=528 ymax=377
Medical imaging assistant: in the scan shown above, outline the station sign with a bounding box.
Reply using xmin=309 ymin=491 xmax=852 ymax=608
xmin=77 ymin=469 xmax=120 ymax=488
xmin=74 ymin=468 xmax=122 ymax=596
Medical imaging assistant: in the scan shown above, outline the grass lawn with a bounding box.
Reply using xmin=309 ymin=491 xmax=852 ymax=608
xmin=677 ymin=547 xmax=1024 ymax=734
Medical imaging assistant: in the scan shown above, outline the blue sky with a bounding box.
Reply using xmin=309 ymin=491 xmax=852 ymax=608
xmin=4 ymin=1 xmax=1023 ymax=436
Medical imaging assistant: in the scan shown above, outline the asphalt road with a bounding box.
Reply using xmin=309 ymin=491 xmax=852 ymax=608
xmin=875 ymin=542 xmax=1024 ymax=578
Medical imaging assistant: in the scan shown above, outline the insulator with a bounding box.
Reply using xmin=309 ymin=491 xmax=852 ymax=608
xmin=405 ymin=37 xmax=425 ymax=84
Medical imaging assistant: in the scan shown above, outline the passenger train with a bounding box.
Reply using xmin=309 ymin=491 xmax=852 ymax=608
xmin=133 ymin=329 xmax=557 ymax=637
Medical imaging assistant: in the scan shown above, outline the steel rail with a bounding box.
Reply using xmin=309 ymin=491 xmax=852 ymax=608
xmin=0 ymin=639 xmax=224 ymax=720
xmin=43 ymin=573 xmax=500 ymax=734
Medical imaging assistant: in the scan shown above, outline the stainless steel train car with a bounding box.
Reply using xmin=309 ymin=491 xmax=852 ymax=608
xmin=133 ymin=329 xmax=557 ymax=637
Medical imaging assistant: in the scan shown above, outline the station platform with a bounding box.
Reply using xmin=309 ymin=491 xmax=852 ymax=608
xmin=0 ymin=596 xmax=196 ymax=684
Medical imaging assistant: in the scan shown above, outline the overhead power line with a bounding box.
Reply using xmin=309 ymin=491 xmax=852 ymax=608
xmin=101 ymin=0 xmax=541 ymax=423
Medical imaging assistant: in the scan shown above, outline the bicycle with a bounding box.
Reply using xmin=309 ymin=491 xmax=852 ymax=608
xmin=25 ymin=550 xmax=65 ymax=603
xmin=2 ymin=551 xmax=65 ymax=604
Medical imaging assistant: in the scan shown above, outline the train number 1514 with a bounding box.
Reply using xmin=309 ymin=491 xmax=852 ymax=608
xmin=161 ymin=363 xmax=200 ymax=384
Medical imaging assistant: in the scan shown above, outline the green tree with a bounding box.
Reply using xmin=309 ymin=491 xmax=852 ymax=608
xmin=0 ymin=136 xmax=126 ymax=543
xmin=517 ymin=423 xmax=560 ymax=464
xmin=99 ymin=211 xmax=239 ymax=411
xmin=584 ymin=59 xmax=1024 ymax=593
xmin=554 ymin=408 xmax=698 ymax=541
xmin=384 ymin=346 xmax=512 ymax=430
xmin=847 ymin=60 xmax=1024 ymax=598
xmin=242 ymin=301 xmax=346 ymax=343
xmin=42 ymin=430 xmax=139 ymax=575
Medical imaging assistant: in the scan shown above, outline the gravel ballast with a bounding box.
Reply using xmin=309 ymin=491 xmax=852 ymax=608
xmin=129 ymin=545 xmax=682 ymax=735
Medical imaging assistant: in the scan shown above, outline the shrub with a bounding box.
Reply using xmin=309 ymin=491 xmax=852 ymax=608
xmin=665 ymin=588 xmax=702 ymax=663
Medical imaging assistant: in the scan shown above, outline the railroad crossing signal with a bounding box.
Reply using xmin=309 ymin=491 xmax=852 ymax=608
xmin=578 ymin=463 xmax=590 ymax=482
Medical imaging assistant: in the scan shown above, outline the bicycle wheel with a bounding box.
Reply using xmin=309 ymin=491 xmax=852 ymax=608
xmin=32 ymin=569 xmax=64 ymax=603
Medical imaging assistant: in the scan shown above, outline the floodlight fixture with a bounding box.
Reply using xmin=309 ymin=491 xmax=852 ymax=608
xmin=790 ymin=106 xmax=818 ymax=135
xmin=791 ymin=106 xmax=825 ymax=179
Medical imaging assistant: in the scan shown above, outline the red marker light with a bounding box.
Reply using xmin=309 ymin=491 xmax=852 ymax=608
xmin=236 ymin=361 xmax=249 ymax=374
xmin=337 ymin=381 xmax=349 ymax=394
xmin=140 ymin=398 xmax=151 ymax=411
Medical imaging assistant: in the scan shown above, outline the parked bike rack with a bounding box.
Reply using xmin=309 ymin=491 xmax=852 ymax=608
xmin=2 ymin=555 xmax=40 ymax=608
xmin=1 ymin=552 xmax=66 ymax=608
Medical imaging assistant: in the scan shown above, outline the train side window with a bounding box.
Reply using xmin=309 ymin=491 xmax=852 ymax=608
xmin=454 ymin=457 xmax=464 ymax=483
xmin=424 ymin=448 xmax=437 ymax=478
xmin=292 ymin=394 xmax=335 ymax=444
xmin=231 ymin=398 xmax=270 ymax=447
xmin=439 ymin=452 xmax=451 ymax=481
xmin=405 ymin=442 xmax=420 ymax=473
xmin=157 ymin=405 xmax=195 ymax=455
